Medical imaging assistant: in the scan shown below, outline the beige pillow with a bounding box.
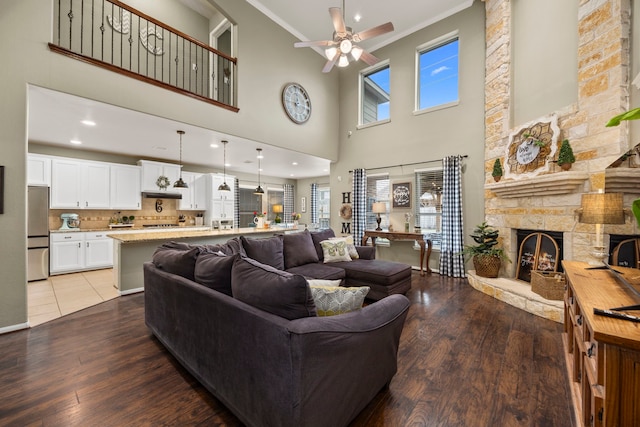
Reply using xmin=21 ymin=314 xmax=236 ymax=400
xmin=320 ymin=239 xmax=352 ymax=263
xmin=308 ymin=284 xmax=370 ymax=316
xmin=329 ymin=235 xmax=359 ymax=259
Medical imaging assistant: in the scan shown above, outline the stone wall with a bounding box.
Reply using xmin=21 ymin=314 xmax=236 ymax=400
xmin=483 ymin=0 xmax=637 ymax=276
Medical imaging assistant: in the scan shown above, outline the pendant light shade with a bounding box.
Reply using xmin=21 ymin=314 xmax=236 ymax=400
xmin=254 ymin=148 xmax=264 ymax=195
xmin=218 ymin=140 xmax=231 ymax=192
xmin=174 ymin=130 xmax=188 ymax=188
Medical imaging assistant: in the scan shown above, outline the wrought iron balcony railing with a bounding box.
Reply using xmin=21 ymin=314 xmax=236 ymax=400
xmin=50 ymin=0 xmax=238 ymax=112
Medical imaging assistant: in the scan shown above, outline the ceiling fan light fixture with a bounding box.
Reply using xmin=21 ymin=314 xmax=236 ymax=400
xmin=174 ymin=130 xmax=188 ymax=188
xmin=351 ymin=45 xmax=363 ymax=61
xmin=339 ymin=39 xmax=352 ymax=54
xmin=337 ymin=54 xmax=350 ymax=67
xmin=325 ymin=46 xmax=338 ymax=60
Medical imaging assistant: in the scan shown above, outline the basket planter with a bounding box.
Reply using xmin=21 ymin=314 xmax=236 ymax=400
xmin=530 ymin=271 xmax=565 ymax=300
xmin=473 ymin=254 xmax=501 ymax=278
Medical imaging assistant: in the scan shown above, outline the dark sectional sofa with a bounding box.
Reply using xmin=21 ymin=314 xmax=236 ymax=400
xmin=144 ymin=230 xmax=412 ymax=427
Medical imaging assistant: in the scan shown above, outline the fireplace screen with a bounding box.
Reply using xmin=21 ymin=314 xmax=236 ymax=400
xmin=516 ymin=232 xmax=561 ymax=282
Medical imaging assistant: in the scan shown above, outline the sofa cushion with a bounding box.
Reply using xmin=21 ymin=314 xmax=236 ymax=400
xmin=202 ymin=237 xmax=245 ymax=256
xmin=285 ymin=263 xmax=346 ymax=281
xmin=310 ymin=229 xmax=336 ymax=262
xmin=329 ymin=235 xmax=359 ymax=259
xmin=332 ymin=259 xmax=412 ymax=285
xmin=152 ymin=243 xmax=200 ymax=281
xmin=308 ymin=283 xmax=370 ymax=316
xmin=320 ymin=239 xmax=352 ymax=263
xmin=283 ymin=229 xmax=319 ymax=269
xmin=194 ymin=252 xmax=237 ymax=295
xmin=240 ymin=235 xmax=284 ymax=270
xmin=231 ymin=256 xmax=316 ymax=320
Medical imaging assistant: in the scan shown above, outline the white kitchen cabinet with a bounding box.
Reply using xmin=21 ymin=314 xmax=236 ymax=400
xmin=51 ymin=158 xmax=110 ymax=209
xmin=50 ymin=233 xmax=84 ymax=274
xmin=84 ymin=232 xmax=113 ymax=269
xmin=179 ymin=172 xmax=207 ymax=210
xmin=50 ymin=232 xmax=113 ymax=274
xmin=110 ymin=164 xmax=141 ymax=210
xmin=205 ymin=173 xmax=235 ymax=226
xmin=138 ymin=160 xmax=181 ymax=193
xmin=27 ymin=154 xmax=51 ymax=186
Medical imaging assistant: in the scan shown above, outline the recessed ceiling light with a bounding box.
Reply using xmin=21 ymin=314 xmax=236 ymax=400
xmin=354 ymin=14 xmax=361 ymax=22
xmin=257 ymin=152 xmax=264 ymax=159
xmin=225 ymin=163 xmax=231 ymax=167
xmin=292 ymin=162 xmax=298 ymax=166
xmin=210 ymin=143 xmax=219 ymax=148
xmin=70 ymin=139 xmax=82 ymax=145
xmin=81 ymin=120 xmax=96 ymax=126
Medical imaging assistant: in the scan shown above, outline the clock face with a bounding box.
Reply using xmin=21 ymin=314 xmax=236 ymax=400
xmin=282 ymin=83 xmax=311 ymax=124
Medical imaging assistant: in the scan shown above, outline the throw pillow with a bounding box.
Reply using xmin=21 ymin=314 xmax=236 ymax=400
xmin=240 ymin=235 xmax=285 ymax=270
xmin=320 ymin=239 xmax=352 ymax=263
xmin=152 ymin=243 xmax=200 ymax=281
xmin=329 ymin=235 xmax=359 ymax=259
xmin=231 ymin=256 xmax=316 ymax=320
xmin=283 ymin=229 xmax=320 ymax=269
xmin=308 ymin=284 xmax=370 ymax=316
xmin=194 ymin=252 xmax=237 ymax=296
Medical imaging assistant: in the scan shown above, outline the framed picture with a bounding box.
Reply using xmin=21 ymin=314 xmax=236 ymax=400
xmin=392 ymin=182 xmax=411 ymax=208
xmin=0 ymin=166 xmax=4 ymax=214
xmin=300 ymin=196 xmax=306 ymax=213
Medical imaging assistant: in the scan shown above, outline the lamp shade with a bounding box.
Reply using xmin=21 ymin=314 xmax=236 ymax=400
xmin=272 ymin=204 xmax=283 ymax=213
xmin=579 ymin=193 xmax=625 ymax=224
xmin=372 ymin=202 xmax=386 ymax=214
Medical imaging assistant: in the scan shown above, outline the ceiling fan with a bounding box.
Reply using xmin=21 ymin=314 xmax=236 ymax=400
xmin=294 ymin=1 xmax=394 ymax=73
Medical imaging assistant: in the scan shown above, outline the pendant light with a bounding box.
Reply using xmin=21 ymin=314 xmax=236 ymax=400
xmin=218 ymin=140 xmax=231 ymax=192
xmin=254 ymin=148 xmax=264 ymax=195
xmin=173 ymin=130 xmax=188 ymax=188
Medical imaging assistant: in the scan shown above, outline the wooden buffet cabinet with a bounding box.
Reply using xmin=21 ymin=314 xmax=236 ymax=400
xmin=563 ymin=261 xmax=640 ymax=426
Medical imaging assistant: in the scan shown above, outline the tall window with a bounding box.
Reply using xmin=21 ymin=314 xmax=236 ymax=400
xmin=318 ymin=187 xmax=330 ymax=229
xmin=268 ymin=189 xmax=284 ymax=222
xmin=416 ymin=32 xmax=459 ymax=112
xmin=360 ymin=62 xmax=390 ymax=126
xmin=415 ymin=169 xmax=443 ymax=249
xmin=366 ymin=174 xmax=390 ymax=230
xmin=239 ymin=187 xmax=262 ymax=227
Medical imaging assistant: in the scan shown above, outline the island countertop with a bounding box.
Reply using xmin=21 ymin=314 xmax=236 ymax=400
xmin=107 ymin=226 xmax=281 ymax=243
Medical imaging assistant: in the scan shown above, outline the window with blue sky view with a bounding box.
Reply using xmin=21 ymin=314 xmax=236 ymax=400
xmin=361 ymin=65 xmax=390 ymax=125
xmin=418 ymin=38 xmax=459 ymax=110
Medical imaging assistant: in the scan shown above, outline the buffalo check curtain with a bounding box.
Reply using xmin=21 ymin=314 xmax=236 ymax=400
xmin=352 ymin=169 xmax=367 ymax=246
xmin=438 ymin=156 xmax=465 ymax=277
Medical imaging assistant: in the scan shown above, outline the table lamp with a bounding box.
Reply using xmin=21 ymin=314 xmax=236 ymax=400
xmin=372 ymin=202 xmax=386 ymax=231
xmin=272 ymin=204 xmax=283 ymax=223
xmin=578 ymin=191 xmax=625 ymax=265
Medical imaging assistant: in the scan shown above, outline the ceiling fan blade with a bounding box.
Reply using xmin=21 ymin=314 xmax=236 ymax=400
xmin=294 ymin=40 xmax=335 ymax=48
xmin=322 ymin=55 xmax=338 ymax=73
xmin=359 ymin=50 xmax=380 ymax=66
xmin=329 ymin=7 xmax=347 ymax=35
xmin=353 ymin=22 xmax=394 ymax=42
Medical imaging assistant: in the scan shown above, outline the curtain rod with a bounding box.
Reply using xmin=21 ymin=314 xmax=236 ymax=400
xmin=349 ymin=154 xmax=468 ymax=173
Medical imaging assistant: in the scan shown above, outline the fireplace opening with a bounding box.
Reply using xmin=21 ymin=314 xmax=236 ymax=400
xmin=516 ymin=229 xmax=564 ymax=282
xmin=609 ymin=234 xmax=640 ymax=268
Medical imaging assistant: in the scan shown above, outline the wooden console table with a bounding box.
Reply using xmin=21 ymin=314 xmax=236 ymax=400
xmin=361 ymin=230 xmax=432 ymax=275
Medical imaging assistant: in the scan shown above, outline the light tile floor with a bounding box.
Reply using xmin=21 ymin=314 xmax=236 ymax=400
xmin=28 ymin=268 xmax=119 ymax=327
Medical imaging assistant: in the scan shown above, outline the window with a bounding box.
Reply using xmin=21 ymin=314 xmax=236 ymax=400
xmin=366 ymin=174 xmax=390 ymax=230
xmin=360 ymin=62 xmax=390 ymax=126
xmin=415 ymin=169 xmax=443 ymax=249
xmin=267 ymin=189 xmax=284 ymax=222
xmin=416 ymin=32 xmax=459 ymax=112
xmin=318 ymin=187 xmax=330 ymax=229
xmin=239 ymin=187 xmax=262 ymax=227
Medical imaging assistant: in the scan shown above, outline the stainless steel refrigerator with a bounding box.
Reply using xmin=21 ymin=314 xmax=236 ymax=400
xmin=28 ymin=186 xmax=49 ymax=281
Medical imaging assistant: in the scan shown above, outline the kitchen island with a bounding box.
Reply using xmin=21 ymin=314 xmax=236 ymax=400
xmin=108 ymin=227 xmax=281 ymax=294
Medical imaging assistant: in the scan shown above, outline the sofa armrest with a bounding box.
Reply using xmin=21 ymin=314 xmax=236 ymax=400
xmin=355 ymin=245 xmax=375 ymax=260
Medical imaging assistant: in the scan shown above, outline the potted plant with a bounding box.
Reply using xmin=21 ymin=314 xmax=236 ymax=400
xmin=461 ymin=222 xmax=510 ymax=278
xmin=557 ymin=139 xmax=575 ymax=171
xmin=492 ymin=158 xmax=503 ymax=182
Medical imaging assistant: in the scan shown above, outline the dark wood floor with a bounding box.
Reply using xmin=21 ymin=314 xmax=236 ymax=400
xmin=0 ymin=272 xmax=574 ymax=426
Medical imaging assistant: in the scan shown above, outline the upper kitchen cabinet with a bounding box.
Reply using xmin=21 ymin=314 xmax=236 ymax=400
xmin=27 ymin=154 xmax=51 ymax=186
xmin=110 ymin=164 xmax=141 ymax=210
xmin=51 ymin=158 xmax=110 ymax=209
xmin=138 ymin=160 xmax=181 ymax=193
xmin=179 ymin=172 xmax=207 ymax=210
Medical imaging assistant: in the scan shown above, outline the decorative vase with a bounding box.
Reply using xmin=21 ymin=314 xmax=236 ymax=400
xmin=293 ymin=220 xmax=299 ymax=229
xmin=473 ymin=254 xmax=501 ymax=278
xmin=404 ymin=222 xmax=410 ymax=232
xmin=254 ymin=216 xmax=264 ymax=229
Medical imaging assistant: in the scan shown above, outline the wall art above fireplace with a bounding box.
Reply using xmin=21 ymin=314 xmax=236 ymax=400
xmin=504 ymin=114 xmax=560 ymax=179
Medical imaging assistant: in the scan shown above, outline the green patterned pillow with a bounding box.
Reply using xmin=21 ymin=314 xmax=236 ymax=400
xmin=320 ymin=239 xmax=352 ymax=263
xmin=329 ymin=235 xmax=359 ymax=259
xmin=308 ymin=283 xmax=370 ymax=316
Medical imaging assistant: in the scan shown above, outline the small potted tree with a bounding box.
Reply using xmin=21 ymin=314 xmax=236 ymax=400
xmin=462 ymin=222 xmax=510 ymax=278
xmin=557 ymin=139 xmax=575 ymax=171
xmin=492 ymin=158 xmax=503 ymax=182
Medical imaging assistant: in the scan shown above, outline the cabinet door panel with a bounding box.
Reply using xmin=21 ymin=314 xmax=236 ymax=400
xmin=85 ymin=238 xmax=113 ymax=268
xmin=83 ymin=163 xmax=110 ymax=208
xmin=111 ymin=165 xmax=141 ymax=209
xmin=51 ymin=160 xmax=82 ymax=208
xmin=50 ymin=240 xmax=84 ymax=273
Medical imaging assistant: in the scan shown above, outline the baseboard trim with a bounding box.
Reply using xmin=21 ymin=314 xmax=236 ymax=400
xmin=119 ymin=287 xmax=144 ymax=296
xmin=0 ymin=321 xmax=30 ymax=335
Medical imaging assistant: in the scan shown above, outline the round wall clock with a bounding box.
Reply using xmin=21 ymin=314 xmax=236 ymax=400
xmin=282 ymin=83 xmax=311 ymax=124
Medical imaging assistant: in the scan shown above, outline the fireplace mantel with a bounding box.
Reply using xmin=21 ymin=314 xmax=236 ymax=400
xmin=486 ymin=171 xmax=589 ymax=198
xmin=604 ymin=168 xmax=640 ymax=193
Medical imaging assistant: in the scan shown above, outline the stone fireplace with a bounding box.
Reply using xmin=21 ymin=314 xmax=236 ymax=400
xmin=473 ymin=0 xmax=640 ymax=322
